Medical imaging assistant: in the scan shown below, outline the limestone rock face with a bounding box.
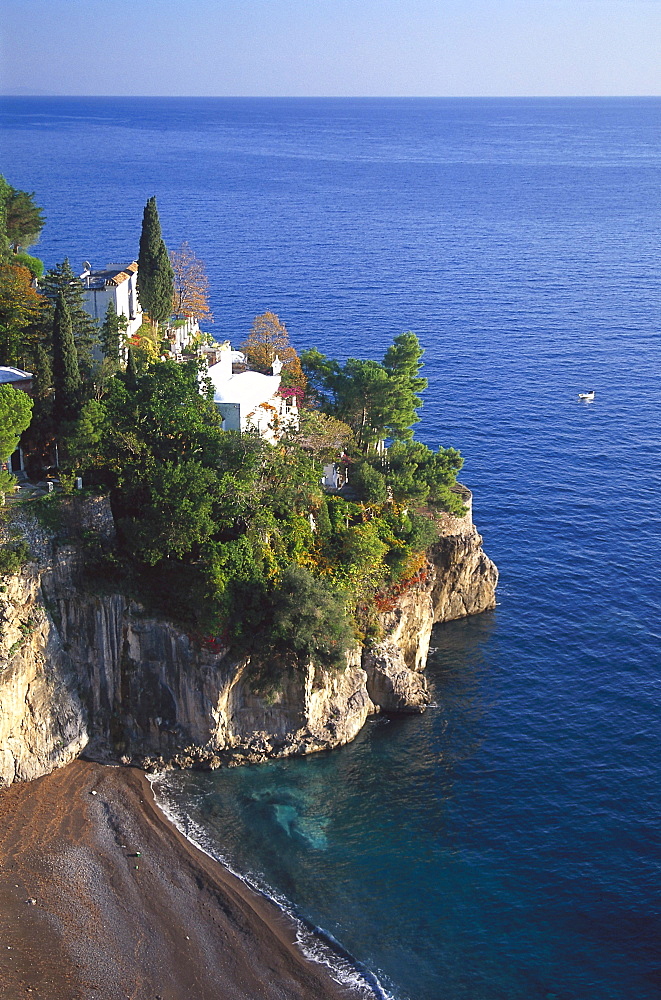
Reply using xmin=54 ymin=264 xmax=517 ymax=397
xmin=427 ymin=530 xmax=499 ymax=624
xmin=0 ymin=563 xmax=88 ymax=787
xmin=363 ymin=510 xmax=498 ymax=715
xmin=376 ymin=515 xmax=498 ymax=674
xmin=363 ymin=640 xmax=430 ymax=713
xmin=1 ymin=542 xmax=376 ymax=781
xmin=0 ymin=493 xmax=497 ymax=785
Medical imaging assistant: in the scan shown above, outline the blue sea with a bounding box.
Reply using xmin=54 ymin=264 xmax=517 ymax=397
xmin=1 ymin=96 xmax=660 ymax=999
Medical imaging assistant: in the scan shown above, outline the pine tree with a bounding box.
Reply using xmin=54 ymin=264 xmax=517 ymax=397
xmin=40 ymin=259 xmax=99 ymax=374
xmin=5 ymin=186 xmax=45 ymax=253
xmin=137 ymin=197 xmax=174 ymax=327
xmin=0 ymin=175 xmax=11 ymax=260
xmin=100 ymin=299 xmax=125 ymax=363
xmin=301 ymin=333 xmax=427 ymax=452
xmin=338 ymin=358 xmax=391 ymax=452
xmin=382 ymin=332 xmax=427 ymax=441
xmin=52 ymin=292 xmax=81 ymax=430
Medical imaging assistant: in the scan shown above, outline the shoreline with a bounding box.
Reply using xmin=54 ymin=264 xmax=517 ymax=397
xmin=0 ymin=759 xmax=366 ymax=1000
xmin=148 ymin=771 xmax=390 ymax=999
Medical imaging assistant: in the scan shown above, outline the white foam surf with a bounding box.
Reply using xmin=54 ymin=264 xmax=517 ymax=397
xmin=147 ymin=772 xmax=396 ymax=1000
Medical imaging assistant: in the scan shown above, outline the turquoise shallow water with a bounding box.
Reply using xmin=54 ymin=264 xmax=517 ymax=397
xmin=2 ymin=96 xmax=660 ymax=999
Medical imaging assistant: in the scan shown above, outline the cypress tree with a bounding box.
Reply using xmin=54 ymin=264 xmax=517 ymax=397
xmin=100 ymin=299 xmax=123 ymax=363
xmin=137 ymin=197 xmax=174 ymax=327
xmin=150 ymin=240 xmax=175 ymax=325
xmin=125 ymin=345 xmax=138 ymax=389
xmin=22 ymin=340 xmax=55 ymax=475
xmin=32 ymin=340 xmax=53 ymax=420
xmin=40 ymin=258 xmax=99 ymax=374
xmin=52 ymin=291 xmax=81 ymax=430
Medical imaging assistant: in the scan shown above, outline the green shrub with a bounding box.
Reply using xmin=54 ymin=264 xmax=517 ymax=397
xmin=0 ymin=540 xmax=31 ymax=576
xmin=407 ymin=512 xmax=439 ymax=551
xmin=31 ymin=493 xmax=65 ymax=532
xmin=13 ymin=251 xmax=44 ymax=278
xmin=351 ymin=461 xmax=388 ymax=502
xmin=241 ymin=566 xmax=352 ymax=671
xmin=0 ymin=469 xmax=18 ymax=499
xmin=315 ymin=497 xmax=333 ymax=541
xmin=59 ymin=470 xmax=79 ymax=495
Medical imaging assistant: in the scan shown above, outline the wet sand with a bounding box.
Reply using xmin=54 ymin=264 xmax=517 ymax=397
xmin=0 ymin=759 xmax=357 ymax=1000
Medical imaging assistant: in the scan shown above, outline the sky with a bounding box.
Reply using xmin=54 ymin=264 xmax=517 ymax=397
xmin=1 ymin=0 xmax=660 ymax=97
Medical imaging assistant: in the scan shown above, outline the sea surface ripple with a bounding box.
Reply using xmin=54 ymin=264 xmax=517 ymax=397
xmin=1 ymin=96 xmax=660 ymax=999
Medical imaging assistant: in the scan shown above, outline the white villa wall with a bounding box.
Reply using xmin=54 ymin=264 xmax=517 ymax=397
xmin=207 ymin=348 xmax=299 ymax=443
xmin=81 ymin=265 xmax=143 ymax=340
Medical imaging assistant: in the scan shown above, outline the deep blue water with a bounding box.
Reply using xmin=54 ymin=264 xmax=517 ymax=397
xmin=2 ymin=97 xmax=660 ymax=999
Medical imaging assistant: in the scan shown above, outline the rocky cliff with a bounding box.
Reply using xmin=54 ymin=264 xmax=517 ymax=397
xmin=0 ymin=495 xmax=497 ymax=787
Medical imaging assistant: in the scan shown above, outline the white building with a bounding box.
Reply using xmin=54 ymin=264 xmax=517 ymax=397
xmin=80 ymin=262 xmax=143 ymax=338
xmin=322 ymin=462 xmax=348 ymax=491
xmin=207 ymin=343 xmax=299 ymax=444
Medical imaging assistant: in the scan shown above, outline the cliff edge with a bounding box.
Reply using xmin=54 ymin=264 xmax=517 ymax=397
xmin=0 ymin=495 xmax=497 ymax=786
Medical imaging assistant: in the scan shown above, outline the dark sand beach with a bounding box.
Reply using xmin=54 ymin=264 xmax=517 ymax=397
xmin=0 ymin=759 xmax=356 ymax=1000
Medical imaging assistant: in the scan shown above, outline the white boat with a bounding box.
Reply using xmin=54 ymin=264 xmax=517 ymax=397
xmin=578 ymin=390 xmax=595 ymax=401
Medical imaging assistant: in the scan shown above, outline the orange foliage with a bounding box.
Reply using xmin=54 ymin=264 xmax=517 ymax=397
xmin=241 ymin=311 xmax=307 ymax=392
xmin=374 ymin=556 xmax=428 ymax=613
xmin=0 ymin=263 xmax=45 ymax=365
xmin=170 ymin=241 xmax=212 ymax=321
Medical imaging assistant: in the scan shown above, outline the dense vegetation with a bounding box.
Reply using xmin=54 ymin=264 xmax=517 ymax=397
xmin=0 ymin=183 xmax=467 ymax=673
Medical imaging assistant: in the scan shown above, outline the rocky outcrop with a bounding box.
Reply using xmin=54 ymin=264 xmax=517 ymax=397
xmin=368 ymin=497 xmax=498 ymax=693
xmin=0 ymin=562 xmax=88 ymax=786
xmin=0 ymin=493 xmax=497 ymax=786
xmin=363 ymin=640 xmax=430 ymax=713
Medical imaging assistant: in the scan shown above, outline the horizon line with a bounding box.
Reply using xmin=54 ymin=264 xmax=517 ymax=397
xmin=2 ymin=93 xmax=660 ymax=100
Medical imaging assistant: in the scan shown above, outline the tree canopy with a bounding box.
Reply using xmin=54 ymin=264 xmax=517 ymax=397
xmin=170 ymin=241 xmax=212 ymax=321
xmin=241 ymin=311 xmax=306 ymax=391
xmin=0 ymin=177 xmax=45 ymax=257
xmin=0 ymin=384 xmax=33 ymax=461
xmin=301 ymin=331 xmax=426 ymax=452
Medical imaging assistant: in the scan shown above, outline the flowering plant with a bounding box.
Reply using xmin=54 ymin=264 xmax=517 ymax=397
xmin=277 ymin=385 xmax=304 ymax=402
